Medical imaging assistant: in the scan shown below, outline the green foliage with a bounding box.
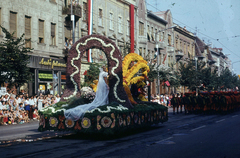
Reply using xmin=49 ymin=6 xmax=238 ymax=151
xmin=0 ymin=25 xmax=33 ymax=88
xmin=84 ymin=62 xmax=102 ymax=86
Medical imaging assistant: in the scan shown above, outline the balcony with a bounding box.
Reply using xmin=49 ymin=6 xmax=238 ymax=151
xmin=175 ymin=50 xmax=184 ymax=61
xmin=63 ymin=4 xmax=82 ymax=18
xmin=168 ymin=46 xmax=175 ymax=53
xmin=63 ymin=4 xmax=82 ymax=27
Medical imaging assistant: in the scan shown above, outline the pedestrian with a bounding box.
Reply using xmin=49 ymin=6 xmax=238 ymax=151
xmin=171 ymin=94 xmax=179 ymax=115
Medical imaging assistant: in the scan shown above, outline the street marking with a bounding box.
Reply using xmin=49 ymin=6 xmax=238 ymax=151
xmin=148 ymin=137 xmax=173 ymax=146
xmin=216 ymin=119 xmax=225 ymax=123
xmin=191 ymin=125 xmax=206 ymax=131
xmin=232 ymin=115 xmax=238 ymax=118
xmin=155 ymin=137 xmax=173 ymax=144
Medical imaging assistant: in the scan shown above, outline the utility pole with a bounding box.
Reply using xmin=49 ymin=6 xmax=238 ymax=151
xmin=71 ymin=0 xmax=75 ymax=43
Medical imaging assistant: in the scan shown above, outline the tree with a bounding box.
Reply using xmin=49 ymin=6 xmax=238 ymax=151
xmin=0 ymin=26 xmax=33 ymax=90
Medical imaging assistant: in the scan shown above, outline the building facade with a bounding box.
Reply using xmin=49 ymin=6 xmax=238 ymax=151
xmin=0 ymin=0 xmax=66 ymax=96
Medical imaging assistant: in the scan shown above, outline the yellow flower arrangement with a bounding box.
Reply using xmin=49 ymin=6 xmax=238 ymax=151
xmin=122 ymin=53 xmax=145 ymax=76
xmin=124 ymin=61 xmax=149 ymax=85
xmin=90 ymin=80 xmax=98 ymax=92
xmin=138 ymin=94 xmax=148 ymax=101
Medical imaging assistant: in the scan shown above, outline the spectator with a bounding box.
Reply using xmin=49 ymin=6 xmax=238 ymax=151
xmin=56 ymin=94 xmax=61 ymax=103
xmin=19 ymin=103 xmax=24 ymax=111
xmin=0 ymin=110 xmax=3 ymax=125
xmin=37 ymin=96 xmax=43 ymax=110
xmin=2 ymin=94 xmax=9 ymax=102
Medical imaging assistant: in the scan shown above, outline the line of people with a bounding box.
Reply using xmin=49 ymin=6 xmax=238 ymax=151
xmin=0 ymin=92 xmax=61 ymax=125
xmin=171 ymin=91 xmax=240 ymax=115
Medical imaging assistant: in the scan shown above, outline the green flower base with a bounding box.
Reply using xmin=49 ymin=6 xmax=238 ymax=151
xmin=38 ymin=102 xmax=168 ymax=135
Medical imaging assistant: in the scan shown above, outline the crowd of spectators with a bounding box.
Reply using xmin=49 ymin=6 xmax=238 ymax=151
xmin=0 ymin=92 xmax=61 ymax=125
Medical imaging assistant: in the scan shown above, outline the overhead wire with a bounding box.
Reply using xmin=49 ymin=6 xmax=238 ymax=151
xmin=145 ymin=0 xmax=240 ymax=59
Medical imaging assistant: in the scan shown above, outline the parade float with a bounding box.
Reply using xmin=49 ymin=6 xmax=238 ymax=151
xmin=38 ymin=35 xmax=168 ymax=135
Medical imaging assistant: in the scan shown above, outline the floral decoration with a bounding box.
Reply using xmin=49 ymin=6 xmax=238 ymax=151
xmin=81 ymin=117 xmax=91 ymax=128
xmin=119 ymin=115 xmax=123 ymax=126
xmin=65 ymin=119 xmax=75 ymax=128
xmin=74 ymin=121 xmax=81 ymax=130
xmin=134 ymin=115 xmax=138 ymax=124
xmin=141 ymin=115 xmax=144 ymax=122
xmin=111 ymin=113 xmax=116 ymax=128
xmin=101 ymin=116 xmax=112 ymax=128
xmin=81 ymin=87 xmax=96 ymax=102
xmin=49 ymin=117 xmax=58 ymax=128
xmin=127 ymin=116 xmax=131 ymax=125
xmin=97 ymin=115 xmax=102 ymax=130
xmin=39 ymin=115 xmax=45 ymax=128
xmin=58 ymin=115 xmax=65 ymax=130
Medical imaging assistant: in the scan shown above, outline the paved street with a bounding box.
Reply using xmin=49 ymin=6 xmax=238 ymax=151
xmin=0 ymin=108 xmax=240 ymax=158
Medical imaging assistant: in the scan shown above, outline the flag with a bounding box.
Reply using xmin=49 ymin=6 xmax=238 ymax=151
xmin=165 ymin=81 xmax=170 ymax=86
xmin=87 ymin=0 xmax=93 ymax=62
xmin=162 ymin=52 xmax=168 ymax=65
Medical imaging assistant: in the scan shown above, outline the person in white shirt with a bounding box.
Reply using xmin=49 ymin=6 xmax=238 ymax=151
xmin=55 ymin=94 xmax=61 ymax=103
xmin=2 ymin=94 xmax=9 ymax=102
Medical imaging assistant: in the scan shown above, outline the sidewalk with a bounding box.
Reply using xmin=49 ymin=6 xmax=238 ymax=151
xmin=0 ymin=120 xmax=73 ymax=147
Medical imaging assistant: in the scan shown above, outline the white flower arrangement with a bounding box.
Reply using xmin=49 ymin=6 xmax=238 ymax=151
xmin=63 ymin=36 xmax=126 ymax=103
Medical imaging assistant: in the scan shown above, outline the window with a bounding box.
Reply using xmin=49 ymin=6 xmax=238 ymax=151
xmin=155 ymin=29 xmax=157 ymax=41
xmin=38 ymin=19 xmax=44 ymax=43
xmin=51 ymin=23 xmax=56 ymax=45
xmin=139 ymin=47 xmax=142 ymax=56
xmin=10 ymin=11 xmax=17 ymax=37
xmin=127 ymin=20 xmax=130 ymax=36
xmin=118 ymin=16 xmax=122 ymax=33
xmin=109 ymin=12 xmax=113 ymax=30
xmin=64 ymin=26 xmax=71 ymax=40
xmin=139 ymin=22 xmax=144 ymax=36
xmin=151 ymin=27 xmax=154 ymax=41
xmin=168 ymin=34 xmax=171 ymax=46
xmin=83 ymin=2 xmax=87 ymax=21
xmin=25 ymin=16 xmax=31 ymax=48
xmin=98 ymin=8 xmax=103 ymax=26
xmin=147 ymin=25 xmax=150 ymax=41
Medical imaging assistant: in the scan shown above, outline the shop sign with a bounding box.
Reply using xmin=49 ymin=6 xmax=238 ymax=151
xmin=39 ymin=58 xmax=66 ymax=69
xmin=39 ymin=73 xmax=53 ymax=79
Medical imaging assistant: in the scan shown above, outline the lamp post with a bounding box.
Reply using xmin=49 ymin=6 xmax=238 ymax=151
xmin=232 ymin=61 xmax=240 ymax=72
xmin=195 ymin=57 xmax=198 ymax=96
xmin=71 ymin=0 xmax=75 ymax=43
xmin=155 ymin=26 xmax=176 ymax=96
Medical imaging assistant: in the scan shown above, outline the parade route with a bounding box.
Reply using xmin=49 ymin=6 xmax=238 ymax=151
xmin=0 ymin=108 xmax=240 ymax=158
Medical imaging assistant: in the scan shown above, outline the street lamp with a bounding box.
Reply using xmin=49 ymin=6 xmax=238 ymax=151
xmin=71 ymin=0 xmax=75 ymax=43
xmin=155 ymin=25 xmax=177 ymax=95
xmin=232 ymin=61 xmax=240 ymax=71
xmin=195 ymin=57 xmax=198 ymax=96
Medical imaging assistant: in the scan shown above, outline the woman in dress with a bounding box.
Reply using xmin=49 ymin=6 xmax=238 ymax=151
xmin=37 ymin=96 xmax=43 ymax=111
xmin=64 ymin=66 xmax=109 ymax=121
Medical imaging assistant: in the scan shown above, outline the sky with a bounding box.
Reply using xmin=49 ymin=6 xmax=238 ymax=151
xmin=146 ymin=0 xmax=240 ymax=74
